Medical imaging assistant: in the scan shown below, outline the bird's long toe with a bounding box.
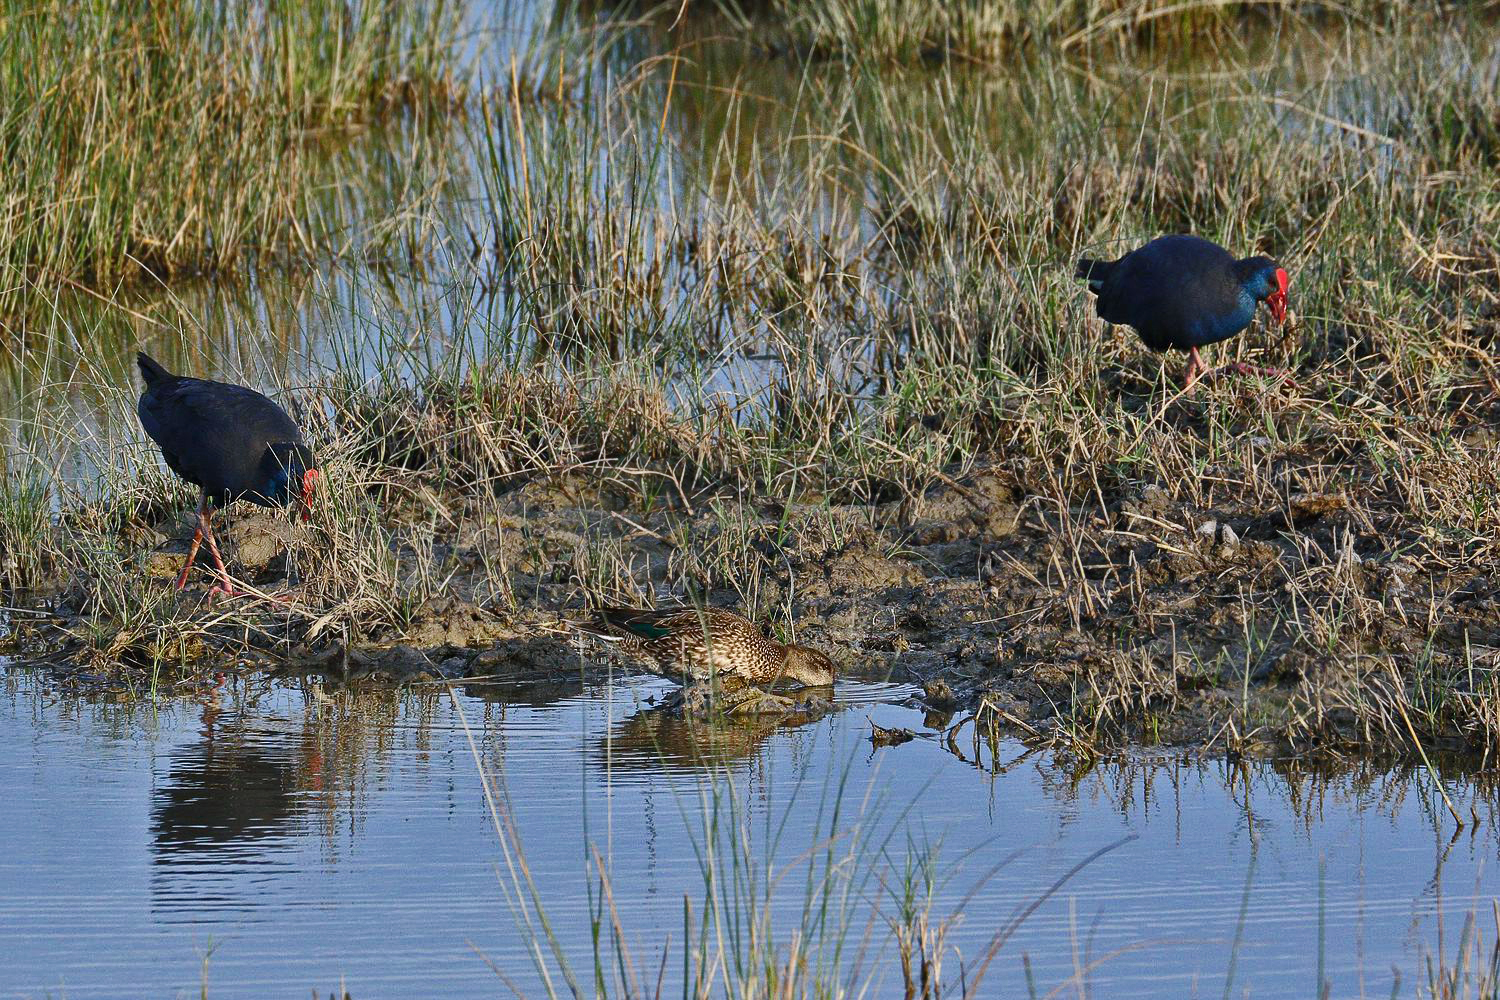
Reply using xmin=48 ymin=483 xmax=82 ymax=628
xmin=207 ymin=582 xmax=240 ymax=603
xmin=1181 ymin=347 xmax=1205 ymax=389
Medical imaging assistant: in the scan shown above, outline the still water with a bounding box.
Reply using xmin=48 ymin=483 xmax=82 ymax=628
xmin=2 ymin=662 xmax=1495 ymax=999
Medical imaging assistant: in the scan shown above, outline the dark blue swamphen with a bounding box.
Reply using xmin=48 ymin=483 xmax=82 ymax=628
xmin=136 ymin=352 xmax=319 ymax=599
xmin=1075 ymin=235 xmax=1290 ymax=387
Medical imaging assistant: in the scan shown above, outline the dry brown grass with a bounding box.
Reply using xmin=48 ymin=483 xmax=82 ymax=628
xmin=1 ymin=2 xmax=1497 ymax=761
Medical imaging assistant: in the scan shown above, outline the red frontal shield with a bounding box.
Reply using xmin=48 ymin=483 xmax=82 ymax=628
xmin=1269 ymin=267 xmax=1290 ymax=324
xmin=300 ymin=469 xmax=321 ymax=522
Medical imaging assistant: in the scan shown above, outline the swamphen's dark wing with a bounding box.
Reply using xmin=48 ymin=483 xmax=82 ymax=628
xmin=137 ymin=353 xmax=306 ymax=507
xmin=1084 ymin=235 xmax=1254 ymax=351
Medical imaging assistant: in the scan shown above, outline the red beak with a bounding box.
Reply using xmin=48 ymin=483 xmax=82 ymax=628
xmin=300 ymin=469 xmax=321 ymax=523
xmin=1268 ymin=267 xmax=1289 ymax=324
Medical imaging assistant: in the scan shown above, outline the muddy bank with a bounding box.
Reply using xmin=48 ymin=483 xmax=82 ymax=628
xmin=8 ymin=442 xmax=1496 ymax=760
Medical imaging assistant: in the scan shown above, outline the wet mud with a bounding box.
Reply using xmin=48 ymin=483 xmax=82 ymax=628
xmin=9 ymin=444 xmax=1495 ymax=760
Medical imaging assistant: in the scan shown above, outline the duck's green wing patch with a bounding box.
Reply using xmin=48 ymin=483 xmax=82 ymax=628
xmin=619 ymin=618 xmax=674 ymax=640
xmin=597 ymin=607 xmax=680 ymax=640
xmin=597 ymin=607 xmax=744 ymax=641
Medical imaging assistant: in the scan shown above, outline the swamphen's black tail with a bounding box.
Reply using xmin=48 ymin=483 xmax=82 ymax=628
xmin=1074 ymin=257 xmax=1112 ymax=290
xmin=136 ymin=352 xmax=173 ymax=387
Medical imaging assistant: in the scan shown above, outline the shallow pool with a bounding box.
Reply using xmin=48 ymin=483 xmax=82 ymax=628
xmin=2 ymin=664 xmax=1495 ymax=999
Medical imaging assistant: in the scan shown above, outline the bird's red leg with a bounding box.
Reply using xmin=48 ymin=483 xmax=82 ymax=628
xmin=200 ymin=510 xmax=238 ymax=602
xmin=174 ymin=492 xmax=209 ymax=590
xmin=1183 ymin=347 xmax=1205 ymax=388
xmin=200 ymin=514 xmax=295 ymax=605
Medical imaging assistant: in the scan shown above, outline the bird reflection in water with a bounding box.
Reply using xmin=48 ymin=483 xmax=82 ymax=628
xmin=151 ymin=699 xmax=326 ymax=859
xmin=601 ymin=696 xmax=837 ymax=775
xmin=593 ymin=696 xmax=837 ymax=896
xmin=149 ymin=685 xmax=426 ymax=893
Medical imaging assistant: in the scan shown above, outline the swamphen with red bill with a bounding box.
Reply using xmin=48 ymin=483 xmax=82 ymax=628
xmin=1075 ymin=235 xmax=1289 ymax=387
xmin=136 ymin=353 xmax=319 ymax=599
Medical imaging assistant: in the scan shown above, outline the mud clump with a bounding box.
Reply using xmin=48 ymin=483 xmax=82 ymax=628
xmin=9 ymin=445 xmax=1499 ymax=760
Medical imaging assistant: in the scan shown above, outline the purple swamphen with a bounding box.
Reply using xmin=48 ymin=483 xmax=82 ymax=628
xmin=136 ymin=352 xmax=319 ymax=599
xmin=1075 ymin=235 xmax=1290 ymax=387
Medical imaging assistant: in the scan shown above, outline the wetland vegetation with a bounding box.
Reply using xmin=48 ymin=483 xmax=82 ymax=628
xmin=0 ymin=0 xmax=464 ymax=312
xmin=3 ymin=2 xmax=1500 ymax=996
xmin=2 ymin=0 xmax=1499 ymax=764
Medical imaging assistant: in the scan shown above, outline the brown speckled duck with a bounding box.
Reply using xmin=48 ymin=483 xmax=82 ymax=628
xmin=572 ymin=607 xmax=835 ymax=710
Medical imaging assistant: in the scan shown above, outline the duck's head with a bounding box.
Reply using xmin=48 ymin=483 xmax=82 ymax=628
xmin=781 ymin=644 xmax=836 ymax=688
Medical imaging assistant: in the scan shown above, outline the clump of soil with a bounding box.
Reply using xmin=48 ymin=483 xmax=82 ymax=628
xmin=7 ymin=436 xmax=1498 ymax=761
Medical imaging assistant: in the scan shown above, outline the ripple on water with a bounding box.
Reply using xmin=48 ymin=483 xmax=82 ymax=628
xmin=1 ymin=666 xmax=1496 ymax=999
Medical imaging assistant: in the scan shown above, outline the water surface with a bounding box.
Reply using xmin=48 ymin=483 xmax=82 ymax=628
xmin=2 ymin=663 xmax=1495 ymax=998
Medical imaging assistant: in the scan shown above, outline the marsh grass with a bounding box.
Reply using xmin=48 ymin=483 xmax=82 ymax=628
xmin=448 ymin=681 xmax=1147 ymax=997
xmin=1 ymin=2 xmax=1498 ymax=758
xmin=0 ymin=0 xmax=465 ymax=316
xmin=1424 ymin=903 xmax=1500 ymax=1000
xmin=459 ymin=687 xmax=1500 ymax=998
xmin=711 ymin=0 xmax=1454 ymax=63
